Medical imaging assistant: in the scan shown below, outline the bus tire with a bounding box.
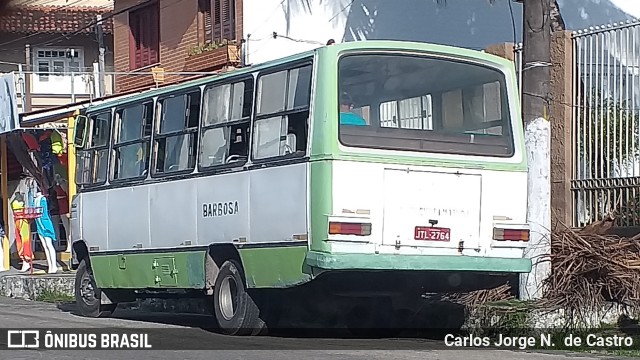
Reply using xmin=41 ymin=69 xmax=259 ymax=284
xmin=213 ymin=260 xmax=261 ymax=336
xmin=74 ymin=258 xmax=115 ymax=318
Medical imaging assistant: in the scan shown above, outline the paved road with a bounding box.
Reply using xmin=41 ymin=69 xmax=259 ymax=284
xmin=0 ymin=297 xmax=626 ymax=359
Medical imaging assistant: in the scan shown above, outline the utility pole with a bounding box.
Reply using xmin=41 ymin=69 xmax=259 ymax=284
xmin=24 ymin=44 xmax=31 ymax=113
xmin=519 ymin=0 xmax=552 ymax=300
xmin=96 ymin=14 xmax=106 ymax=97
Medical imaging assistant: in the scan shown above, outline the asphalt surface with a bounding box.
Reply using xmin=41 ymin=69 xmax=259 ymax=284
xmin=0 ymin=296 xmax=628 ymax=359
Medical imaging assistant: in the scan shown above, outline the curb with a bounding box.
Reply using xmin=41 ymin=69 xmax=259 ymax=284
xmin=0 ymin=273 xmax=210 ymax=315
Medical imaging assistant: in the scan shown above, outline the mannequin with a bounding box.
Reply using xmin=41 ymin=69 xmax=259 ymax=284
xmin=34 ymin=189 xmax=58 ymax=274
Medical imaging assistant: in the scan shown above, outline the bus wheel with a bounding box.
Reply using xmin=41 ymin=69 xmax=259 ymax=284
xmin=74 ymin=258 xmax=115 ymax=318
xmin=213 ymin=260 xmax=261 ymax=336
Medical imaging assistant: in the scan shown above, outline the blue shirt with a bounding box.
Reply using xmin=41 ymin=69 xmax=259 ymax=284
xmin=339 ymin=112 xmax=367 ymax=126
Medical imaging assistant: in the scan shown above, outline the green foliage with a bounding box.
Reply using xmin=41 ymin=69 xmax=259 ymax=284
xmin=187 ymin=39 xmax=236 ymax=57
xmin=578 ymin=88 xmax=640 ymax=180
xmin=36 ymin=289 xmax=75 ymax=303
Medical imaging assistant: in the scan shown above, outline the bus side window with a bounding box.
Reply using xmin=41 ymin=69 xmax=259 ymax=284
xmin=153 ymin=90 xmax=200 ymax=175
xmin=199 ymin=78 xmax=253 ymax=169
xmin=253 ymin=64 xmax=311 ymax=160
xmin=76 ymin=111 xmax=111 ymax=186
xmin=111 ymin=102 xmax=153 ymax=181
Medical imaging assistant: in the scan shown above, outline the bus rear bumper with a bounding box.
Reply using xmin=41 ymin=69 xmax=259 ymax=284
xmin=305 ymin=251 xmax=532 ymax=273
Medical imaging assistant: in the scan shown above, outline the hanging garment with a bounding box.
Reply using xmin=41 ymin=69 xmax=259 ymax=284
xmin=21 ymin=132 xmax=40 ymax=151
xmin=34 ymin=195 xmax=57 ymax=242
xmin=38 ymin=129 xmax=52 ymax=142
xmin=50 ymin=130 xmax=64 ymax=155
xmin=11 ymin=199 xmax=32 ymax=262
xmin=47 ymin=187 xmax=60 ymax=217
xmin=57 ymin=153 xmax=68 ymax=166
xmin=39 ymin=136 xmax=54 ymax=171
xmin=54 ymin=184 xmax=69 ymax=215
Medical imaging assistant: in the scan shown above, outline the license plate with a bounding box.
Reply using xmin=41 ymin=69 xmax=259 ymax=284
xmin=414 ymin=226 xmax=451 ymax=241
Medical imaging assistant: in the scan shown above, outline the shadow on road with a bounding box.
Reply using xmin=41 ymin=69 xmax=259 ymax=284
xmin=54 ymin=301 xmax=463 ymax=342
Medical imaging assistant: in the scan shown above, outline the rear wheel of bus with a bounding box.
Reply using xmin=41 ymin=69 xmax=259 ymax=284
xmin=74 ymin=258 xmax=116 ymax=318
xmin=212 ymin=259 xmax=262 ymax=335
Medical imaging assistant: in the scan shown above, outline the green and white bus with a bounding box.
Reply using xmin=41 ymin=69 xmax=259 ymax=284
xmin=70 ymin=40 xmax=532 ymax=335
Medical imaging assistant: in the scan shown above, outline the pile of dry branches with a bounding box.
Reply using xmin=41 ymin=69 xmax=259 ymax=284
xmin=445 ymin=283 xmax=515 ymax=308
xmin=540 ymin=215 xmax=640 ymax=315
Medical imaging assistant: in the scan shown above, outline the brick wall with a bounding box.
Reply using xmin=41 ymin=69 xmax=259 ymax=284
xmin=114 ymin=0 xmax=243 ymax=93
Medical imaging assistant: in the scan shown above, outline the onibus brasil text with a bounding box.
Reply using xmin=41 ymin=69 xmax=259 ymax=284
xmin=9 ymin=331 xmax=152 ymax=349
xmin=445 ymin=333 xmax=635 ymax=350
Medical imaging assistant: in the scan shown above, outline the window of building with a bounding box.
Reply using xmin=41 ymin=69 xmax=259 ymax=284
xmin=253 ymin=64 xmax=312 ymax=161
xmin=129 ymin=2 xmax=160 ymax=70
xmin=33 ymin=48 xmax=83 ymax=81
xmin=198 ymin=0 xmax=236 ymax=44
xmin=76 ymin=111 xmax=112 ymax=186
xmin=112 ymin=102 xmax=154 ymax=181
xmin=380 ymin=95 xmax=433 ymax=130
xmin=153 ymin=90 xmax=201 ymax=175
xmin=199 ymin=78 xmax=253 ymax=169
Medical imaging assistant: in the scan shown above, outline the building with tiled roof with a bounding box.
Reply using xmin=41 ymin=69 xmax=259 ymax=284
xmin=0 ymin=0 xmax=115 ymax=112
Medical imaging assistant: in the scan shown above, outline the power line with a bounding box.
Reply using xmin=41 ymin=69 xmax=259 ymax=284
xmin=245 ymin=0 xmax=287 ymax=37
xmin=30 ymin=0 xmax=183 ymax=49
xmin=249 ymin=0 xmax=357 ymax=59
xmin=328 ymin=0 xmax=356 ymax=24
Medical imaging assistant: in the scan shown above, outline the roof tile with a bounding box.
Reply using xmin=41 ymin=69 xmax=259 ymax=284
xmin=0 ymin=6 xmax=113 ymax=34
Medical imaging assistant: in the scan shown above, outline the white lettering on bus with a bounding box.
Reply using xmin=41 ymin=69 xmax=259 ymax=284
xmin=202 ymin=202 xmax=239 ymax=217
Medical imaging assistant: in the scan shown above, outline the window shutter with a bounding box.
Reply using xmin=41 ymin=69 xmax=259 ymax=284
xmin=213 ymin=0 xmax=222 ymax=41
xmin=129 ymin=2 xmax=160 ymax=69
xmin=198 ymin=0 xmax=213 ymax=43
xmin=216 ymin=0 xmax=235 ymax=41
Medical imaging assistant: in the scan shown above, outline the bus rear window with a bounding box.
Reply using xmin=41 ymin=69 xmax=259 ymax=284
xmin=338 ymin=53 xmax=514 ymax=157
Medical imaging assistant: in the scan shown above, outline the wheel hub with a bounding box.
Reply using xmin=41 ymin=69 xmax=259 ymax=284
xmin=80 ymin=272 xmax=97 ymax=304
xmin=218 ymin=275 xmax=238 ymax=320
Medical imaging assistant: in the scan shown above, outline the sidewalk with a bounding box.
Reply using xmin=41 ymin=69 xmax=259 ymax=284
xmin=0 ymin=260 xmax=210 ymax=314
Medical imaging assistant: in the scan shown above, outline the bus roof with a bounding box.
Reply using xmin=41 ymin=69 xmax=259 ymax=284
xmin=83 ymin=40 xmax=511 ymax=113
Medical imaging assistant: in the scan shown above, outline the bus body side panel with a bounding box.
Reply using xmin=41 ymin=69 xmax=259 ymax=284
xmin=89 ymin=250 xmax=208 ymax=289
xmin=78 ymin=162 xmax=311 ymax=289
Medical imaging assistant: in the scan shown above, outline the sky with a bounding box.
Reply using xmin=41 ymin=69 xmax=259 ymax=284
xmin=610 ymin=0 xmax=640 ymax=17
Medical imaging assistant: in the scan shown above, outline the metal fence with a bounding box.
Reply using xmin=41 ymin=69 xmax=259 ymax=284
xmin=571 ymin=20 xmax=640 ymax=227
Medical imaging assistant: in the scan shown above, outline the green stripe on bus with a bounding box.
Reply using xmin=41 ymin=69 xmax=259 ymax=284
xmin=238 ymin=246 xmax=310 ymax=288
xmin=309 ymin=160 xmax=333 ymax=253
xmin=90 ymin=251 xmax=207 ymax=289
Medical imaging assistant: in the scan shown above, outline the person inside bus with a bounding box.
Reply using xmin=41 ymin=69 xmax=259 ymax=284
xmin=339 ymin=92 xmax=367 ymax=126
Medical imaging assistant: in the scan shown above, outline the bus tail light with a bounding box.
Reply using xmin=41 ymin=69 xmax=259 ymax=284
xmin=329 ymin=222 xmax=372 ymax=236
xmin=493 ymin=227 xmax=529 ymax=242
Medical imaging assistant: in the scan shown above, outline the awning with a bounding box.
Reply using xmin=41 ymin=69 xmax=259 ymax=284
xmin=19 ymin=90 xmax=145 ymax=127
